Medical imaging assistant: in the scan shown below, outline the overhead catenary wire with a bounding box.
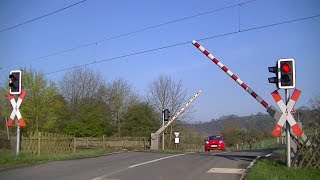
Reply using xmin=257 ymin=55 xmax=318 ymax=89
xmin=1 ymin=0 xmax=258 ymax=69
xmin=45 ymin=13 xmax=320 ymax=75
xmin=0 ymin=0 xmax=88 ymax=33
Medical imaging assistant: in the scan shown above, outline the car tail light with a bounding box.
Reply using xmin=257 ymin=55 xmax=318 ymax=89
xmin=219 ymin=140 xmax=223 ymax=144
xmin=205 ymin=141 xmax=209 ymax=144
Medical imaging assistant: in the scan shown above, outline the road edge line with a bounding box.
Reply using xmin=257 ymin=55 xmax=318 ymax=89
xmin=240 ymin=155 xmax=261 ymax=180
xmin=128 ymin=153 xmax=186 ymax=168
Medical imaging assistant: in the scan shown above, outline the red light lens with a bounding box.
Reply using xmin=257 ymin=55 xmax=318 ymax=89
xmin=281 ymin=63 xmax=290 ymax=73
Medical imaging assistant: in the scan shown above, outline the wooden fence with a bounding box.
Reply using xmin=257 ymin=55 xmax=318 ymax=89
xmin=21 ymin=132 xmax=74 ymax=155
xmin=292 ymin=132 xmax=320 ymax=168
xmin=75 ymin=136 xmax=149 ymax=150
xmin=21 ymin=132 xmax=150 ymax=155
xmin=20 ymin=132 xmax=203 ymax=155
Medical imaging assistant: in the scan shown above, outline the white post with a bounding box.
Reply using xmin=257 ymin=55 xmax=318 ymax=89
xmin=16 ymin=124 xmax=20 ymax=155
xmin=5 ymin=117 xmax=10 ymax=140
xmin=285 ymin=89 xmax=291 ymax=167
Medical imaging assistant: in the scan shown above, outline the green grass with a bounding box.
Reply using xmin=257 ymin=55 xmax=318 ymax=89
xmin=245 ymin=158 xmax=320 ymax=180
xmin=0 ymin=148 xmax=116 ymax=169
xmin=228 ymin=137 xmax=280 ymax=151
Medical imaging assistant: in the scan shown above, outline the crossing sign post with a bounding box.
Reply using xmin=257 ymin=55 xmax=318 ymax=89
xmin=7 ymin=70 xmax=26 ymax=155
xmin=270 ymin=89 xmax=302 ymax=167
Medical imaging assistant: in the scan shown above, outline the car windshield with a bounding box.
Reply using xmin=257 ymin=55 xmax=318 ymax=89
xmin=208 ymin=136 xmax=222 ymax=140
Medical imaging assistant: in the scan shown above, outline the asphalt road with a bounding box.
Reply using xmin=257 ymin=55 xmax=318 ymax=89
xmin=0 ymin=150 xmax=273 ymax=180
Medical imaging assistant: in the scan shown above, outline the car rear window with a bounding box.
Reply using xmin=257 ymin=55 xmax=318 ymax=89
xmin=208 ymin=135 xmax=222 ymax=140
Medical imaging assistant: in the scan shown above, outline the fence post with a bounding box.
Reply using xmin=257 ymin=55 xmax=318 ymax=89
xmin=86 ymin=137 xmax=89 ymax=148
xmin=73 ymin=136 xmax=76 ymax=153
xmin=102 ymin=135 xmax=105 ymax=149
xmin=37 ymin=132 xmax=41 ymax=156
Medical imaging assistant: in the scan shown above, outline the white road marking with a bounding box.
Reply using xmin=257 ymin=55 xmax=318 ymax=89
xmin=266 ymin=153 xmax=272 ymax=157
xmin=128 ymin=153 xmax=186 ymax=168
xmin=90 ymin=153 xmax=191 ymax=180
xmin=89 ymin=168 xmax=128 ymax=180
xmin=240 ymin=155 xmax=261 ymax=180
xmin=207 ymin=168 xmax=245 ymax=174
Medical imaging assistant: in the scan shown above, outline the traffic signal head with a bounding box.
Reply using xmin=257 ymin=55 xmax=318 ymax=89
xmin=277 ymin=59 xmax=295 ymax=89
xmin=164 ymin=109 xmax=170 ymax=121
xmin=9 ymin=70 xmax=22 ymax=95
xmin=268 ymin=65 xmax=278 ymax=85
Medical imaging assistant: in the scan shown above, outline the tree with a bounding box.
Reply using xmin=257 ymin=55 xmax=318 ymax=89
xmin=105 ymin=78 xmax=138 ymax=136
xmin=145 ymin=75 xmax=192 ymax=146
xmin=63 ymin=97 xmax=113 ymax=137
xmin=146 ymin=75 xmax=189 ymax=119
xmin=58 ymin=67 xmax=113 ymax=136
xmin=59 ymin=67 xmax=104 ymax=119
xmin=221 ymin=122 xmax=241 ymax=147
xmin=122 ymin=102 xmax=159 ymax=137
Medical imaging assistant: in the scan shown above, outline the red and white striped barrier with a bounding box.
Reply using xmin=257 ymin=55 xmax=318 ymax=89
xmin=192 ymin=40 xmax=278 ymax=113
xmin=271 ymin=89 xmax=302 ymax=137
xmin=7 ymin=90 xmax=26 ymax=127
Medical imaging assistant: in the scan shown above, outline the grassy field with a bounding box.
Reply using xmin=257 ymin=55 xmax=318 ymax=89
xmin=245 ymin=148 xmax=320 ymax=180
xmin=0 ymin=148 xmax=116 ymax=169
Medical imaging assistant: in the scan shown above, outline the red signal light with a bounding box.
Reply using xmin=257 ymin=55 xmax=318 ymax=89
xmin=281 ymin=63 xmax=290 ymax=73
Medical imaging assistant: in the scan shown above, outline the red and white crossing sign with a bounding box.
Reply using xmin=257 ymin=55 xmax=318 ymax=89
xmin=7 ymin=90 xmax=26 ymax=127
xmin=271 ymin=89 xmax=302 ymax=137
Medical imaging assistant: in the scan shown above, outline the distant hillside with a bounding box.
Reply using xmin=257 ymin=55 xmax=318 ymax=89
xmin=187 ymin=113 xmax=275 ymax=135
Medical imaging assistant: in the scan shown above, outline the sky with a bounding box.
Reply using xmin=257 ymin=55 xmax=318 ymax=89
xmin=1 ymin=0 xmax=320 ymax=122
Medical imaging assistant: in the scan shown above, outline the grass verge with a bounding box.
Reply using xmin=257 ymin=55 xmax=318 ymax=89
xmin=245 ymin=158 xmax=320 ymax=180
xmin=0 ymin=148 xmax=117 ymax=169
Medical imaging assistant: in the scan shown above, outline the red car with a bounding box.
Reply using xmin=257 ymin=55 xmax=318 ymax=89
xmin=204 ymin=135 xmax=225 ymax=151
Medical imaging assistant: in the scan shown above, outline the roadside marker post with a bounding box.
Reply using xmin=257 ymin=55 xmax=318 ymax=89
xmin=174 ymin=132 xmax=180 ymax=150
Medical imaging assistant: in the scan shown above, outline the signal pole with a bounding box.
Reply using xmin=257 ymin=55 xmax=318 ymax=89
xmin=285 ymin=89 xmax=291 ymax=167
xmin=162 ymin=109 xmax=165 ymax=150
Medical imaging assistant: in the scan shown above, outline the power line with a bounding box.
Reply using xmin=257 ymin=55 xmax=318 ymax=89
xmin=198 ymin=14 xmax=320 ymax=41
xmin=94 ymin=0 xmax=258 ymax=44
xmin=1 ymin=0 xmax=257 ymax=69
xmin=0 ymin=0 xmax=88 ymax=33
xmin=45 ymin=13 xmax=320 ymax=75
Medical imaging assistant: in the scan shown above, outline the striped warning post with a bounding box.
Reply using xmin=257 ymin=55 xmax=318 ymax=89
xmin=7 ymin=90 xmax=26 ymax=127
xmin=271 ymin=89 xmax=302 ymax=137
